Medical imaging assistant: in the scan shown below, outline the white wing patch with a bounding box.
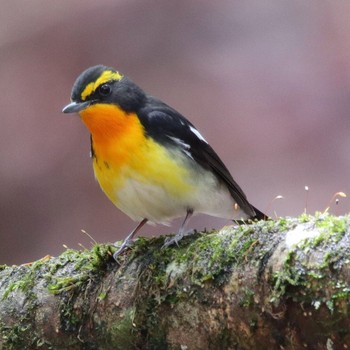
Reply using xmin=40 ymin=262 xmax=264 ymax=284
xmin=167 ymin=136 xmax=193 ymax=159
xmin=189 ymin=126 xmax=208 ymax=143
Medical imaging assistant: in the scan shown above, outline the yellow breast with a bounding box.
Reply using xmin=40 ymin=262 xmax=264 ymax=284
xmin=79 ymin=104 xmax=194 ymax=214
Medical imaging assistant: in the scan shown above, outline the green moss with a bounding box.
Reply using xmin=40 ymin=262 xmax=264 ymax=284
xmin=98 ymin=291 xmax=107 ymax=301
xmin=43 ymin=245 xmax=114 ymax=340
xmin=314 ymin=214 xmax=347 ymax=242
xmin=0 ymin=322 xmax=34 ymax=350
xmin=179 ymin=230 xmax=249 ymax=284
xmin=239 ymin=288 xmax=255 ymax=308
xmin=269 ymin=213 xmax=350 ymax=316
xmin=299 ymin=212 xmax=312 ymax=223
xmin=46 ymin=244 xmax=112 ymax=294
xmin=307 ymin=270 xmax=324 ymax=279
xmin=1 ymin=214 xmax=349 ymax=348
xmin=0 ymin=260 xmax=47 ymax=350
xmin=2 ymin=279 xmax=27 ymax=300
xmin=275 ymin=217 xmax=289 ymax=231
xmin=143 ymin=218 xmax=290 ymax=290
xmin=0 ymin=244 xmax=115 ymax=349
xmin=0 ymin=268 xmax=44 ymax=349
xmin=108 ymin=307 xmax=138 ymax=350
xmin=270 ymin=250 xmax=304 ymax=303
xmin=2 ymin=264 xmax=37 ymax=300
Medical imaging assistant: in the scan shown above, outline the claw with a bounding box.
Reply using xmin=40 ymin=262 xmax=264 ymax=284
xmin=162 ymin=209 xmax=194 ymax=249
xmin=162 ymin=232 xmax=184 ymax=248
xmin=162 ymin=229 xmax=196 ymax=248
xmin=113 ymin=239 xmax=135 ymax=260
xmin=113 ymin=218 xmax=148 ymax=261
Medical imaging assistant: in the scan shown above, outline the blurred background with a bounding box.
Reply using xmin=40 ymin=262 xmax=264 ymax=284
xmin=1 ymin=1 xmax=350 ymax=264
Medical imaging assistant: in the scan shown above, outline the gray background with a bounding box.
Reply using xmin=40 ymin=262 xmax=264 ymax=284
xmin=1 ymin=1 xmax=350 ymax=264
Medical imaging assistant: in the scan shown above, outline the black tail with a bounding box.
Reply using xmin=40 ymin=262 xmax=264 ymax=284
xmin=252 ymin=206 xmax=268 ymax=220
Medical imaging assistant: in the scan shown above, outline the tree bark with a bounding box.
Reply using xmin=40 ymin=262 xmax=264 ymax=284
xmin=0 ymin=214 xmax=349 ymax=350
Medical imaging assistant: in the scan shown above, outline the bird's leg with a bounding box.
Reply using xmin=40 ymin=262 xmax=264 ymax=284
xmin=162 ymin=209 xmax=194 ymax=248
xmin=113 ymin=218 xmax=148 ymax=260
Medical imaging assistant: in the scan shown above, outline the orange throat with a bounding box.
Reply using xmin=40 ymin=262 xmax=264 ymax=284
xmin=79 ymin=103 xmax=145 ymax=165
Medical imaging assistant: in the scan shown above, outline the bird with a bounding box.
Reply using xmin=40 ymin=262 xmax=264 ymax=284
xmin=62 ymin=65 xmax=266 ymax=259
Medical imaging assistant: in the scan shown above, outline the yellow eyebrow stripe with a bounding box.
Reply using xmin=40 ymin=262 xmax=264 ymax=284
xmin=81 ymin=70 xmax=123 ymax=101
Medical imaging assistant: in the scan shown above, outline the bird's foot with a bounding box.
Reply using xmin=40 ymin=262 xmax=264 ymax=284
xmin=162 ymin=229 xmax=195 ymax=249
xmin=113 ymin=219 xmax=149 ymax=261
xmin=113 ymin=239 xmax=134 ymax=260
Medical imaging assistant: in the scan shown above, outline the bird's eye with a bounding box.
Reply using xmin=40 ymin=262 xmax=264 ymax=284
xmin=98 ymin=84 xmax=111 ymax=97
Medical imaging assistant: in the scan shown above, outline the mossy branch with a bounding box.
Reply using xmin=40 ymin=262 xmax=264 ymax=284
xmin=1 ymin=213 xmax=350 ymax=349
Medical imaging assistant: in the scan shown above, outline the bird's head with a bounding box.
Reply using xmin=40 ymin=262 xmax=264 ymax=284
xmin=62 ymin=65 xmax=145 ymax=115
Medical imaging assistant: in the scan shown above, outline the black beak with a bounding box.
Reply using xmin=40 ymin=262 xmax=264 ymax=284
xmin=62 ymin=101 xmax=91 ymax=114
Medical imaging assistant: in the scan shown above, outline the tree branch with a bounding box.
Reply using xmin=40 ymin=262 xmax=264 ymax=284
xmin=1 ymin=213 xmax=350 ymax=349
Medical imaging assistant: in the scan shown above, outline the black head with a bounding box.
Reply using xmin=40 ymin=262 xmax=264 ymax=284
xmin=62 ymin=65 xmax=146 ymax=114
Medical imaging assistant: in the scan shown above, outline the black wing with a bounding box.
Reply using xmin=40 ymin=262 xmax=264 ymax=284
xmin=138 ymin=97 xmax=258 ymax=218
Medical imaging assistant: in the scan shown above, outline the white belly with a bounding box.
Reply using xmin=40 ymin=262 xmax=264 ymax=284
xmin=115 ymin=167 xmax=249 ymax=224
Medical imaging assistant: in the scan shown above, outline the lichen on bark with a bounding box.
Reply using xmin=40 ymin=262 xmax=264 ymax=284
xmin=0 ymin=213 xmax=350 ymax=349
